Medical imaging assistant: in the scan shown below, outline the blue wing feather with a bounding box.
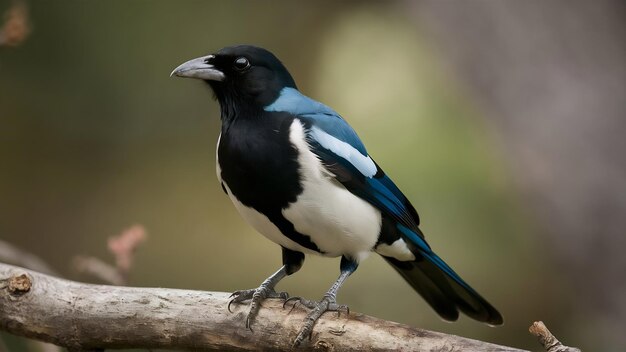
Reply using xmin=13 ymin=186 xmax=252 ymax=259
xmin=396 ymin=224 xmax=473 ymax=290
xmin=264 ymin=88 xmax=504 ymax=325
xmin=265 ymin=87 xmax=367 ymax=154
xmin=265 ymin=87 xmax=420 ymax=232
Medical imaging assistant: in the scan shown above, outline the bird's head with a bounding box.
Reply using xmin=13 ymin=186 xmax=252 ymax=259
xmin=171 ymin=45 xmax=297 ymax=118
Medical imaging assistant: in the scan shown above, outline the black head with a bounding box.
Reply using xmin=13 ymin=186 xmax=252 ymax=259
xmin=171 ymin=45 xmax=297 ymax=119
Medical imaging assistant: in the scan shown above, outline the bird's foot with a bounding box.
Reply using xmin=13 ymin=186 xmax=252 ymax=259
xmin=284 ymin=295 xmax=350 ymax=346
xmin=228 ymin=286 xmax=289 ymax=329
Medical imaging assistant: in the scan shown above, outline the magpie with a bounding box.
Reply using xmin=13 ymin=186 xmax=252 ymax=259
xmin=171 ymin=45 xmax=503 ymax=345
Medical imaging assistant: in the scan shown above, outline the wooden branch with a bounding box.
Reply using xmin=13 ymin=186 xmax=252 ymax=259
xmin=0 ymin=241 xmax=63 ymax=352
xmin=529 ymin=321 xmax=581 ymax=352
xmin=0 ymin=262 xmax=526 ymax=352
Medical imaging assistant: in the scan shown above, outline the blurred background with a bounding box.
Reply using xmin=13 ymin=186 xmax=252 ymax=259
xmin=1 ymin=0 xmax=624 ymax=351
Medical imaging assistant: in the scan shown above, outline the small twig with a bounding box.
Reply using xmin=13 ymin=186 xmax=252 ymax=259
xmin=73 ymin=225 xmax=146 ymax=285
xmin=0 ymin=240 xmax=58 ymax=276
xmin=107 ymin=224 xmax=146 ymax=282
xmin=72 ymin=256 xmax=125 ymax=286
xmin=529 ymin=321 xmax=581 ymax=352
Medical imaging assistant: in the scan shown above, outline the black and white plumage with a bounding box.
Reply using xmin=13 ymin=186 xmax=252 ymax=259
xmin=171 ymin=45 xmax=503 ymax=345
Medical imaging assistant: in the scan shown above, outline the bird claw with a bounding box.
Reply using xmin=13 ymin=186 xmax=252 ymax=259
xmin=291 ymin=295 xmax=350 ymax=347
xmin=227 ymin=286 xmax=289 ymax=328
xmin=283 ymin=296 xmax=318 ymax=310
xmin=333 ymin=303 xmax=350 ymax=317
xmin=229 ymin=289 xmax=246 ymax=299
xmin=283 ymin=296 xmax=304 ymax=308
xmin=228 ymin=289 xmax=254 ymax=313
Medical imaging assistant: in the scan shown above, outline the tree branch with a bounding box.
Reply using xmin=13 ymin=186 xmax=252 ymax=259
xmin=0 ymin=241 xmax=63 ymax=352
xmin=0 ymin=262 xmax=527 ymax=352
xmin=529 ymin=321 xmax=581 ymax=352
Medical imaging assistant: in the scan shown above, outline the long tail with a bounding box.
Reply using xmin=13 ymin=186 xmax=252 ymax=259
xmin=384 ymin=225 xmax=503 ymax=325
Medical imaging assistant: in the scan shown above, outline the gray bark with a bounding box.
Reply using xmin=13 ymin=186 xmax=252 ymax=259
xmin=0 ymin=262 xmax=526 ymax=351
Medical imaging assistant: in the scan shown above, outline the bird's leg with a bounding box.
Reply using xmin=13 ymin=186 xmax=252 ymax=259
xmin=228 ymin=265 xmax=289 ymax=327
xmin=229 ymin=248 xmax=304 ymax=329
xmin=289 ymin=256 xmax=358 ymax=346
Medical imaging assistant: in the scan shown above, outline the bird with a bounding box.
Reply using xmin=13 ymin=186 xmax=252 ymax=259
xmin=171 ymin=45 xmax=503 ymax=345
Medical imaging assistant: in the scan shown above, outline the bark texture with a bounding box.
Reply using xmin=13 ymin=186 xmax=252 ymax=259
xmin=0 ymin=262 xmax=526 ymax=351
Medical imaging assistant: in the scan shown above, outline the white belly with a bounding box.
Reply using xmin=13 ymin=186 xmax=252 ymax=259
xmin=216 ymin=121 xmax=382 ymax=262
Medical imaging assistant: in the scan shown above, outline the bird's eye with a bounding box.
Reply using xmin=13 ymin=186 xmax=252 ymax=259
xmin=233 ymin=57 xmax=250 ymax=71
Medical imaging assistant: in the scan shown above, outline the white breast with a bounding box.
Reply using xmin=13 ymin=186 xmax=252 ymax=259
xmin=216 ymin=121 xmax=383 ymax=262
xmin=216 ymin=133 xmax=319 ymax=255
xmin=282 ymin=120 xmax=382 ymax=261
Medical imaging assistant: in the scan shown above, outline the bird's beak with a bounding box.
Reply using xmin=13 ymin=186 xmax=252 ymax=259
xmin=170 ymin=55 xmax=225 ymax=81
